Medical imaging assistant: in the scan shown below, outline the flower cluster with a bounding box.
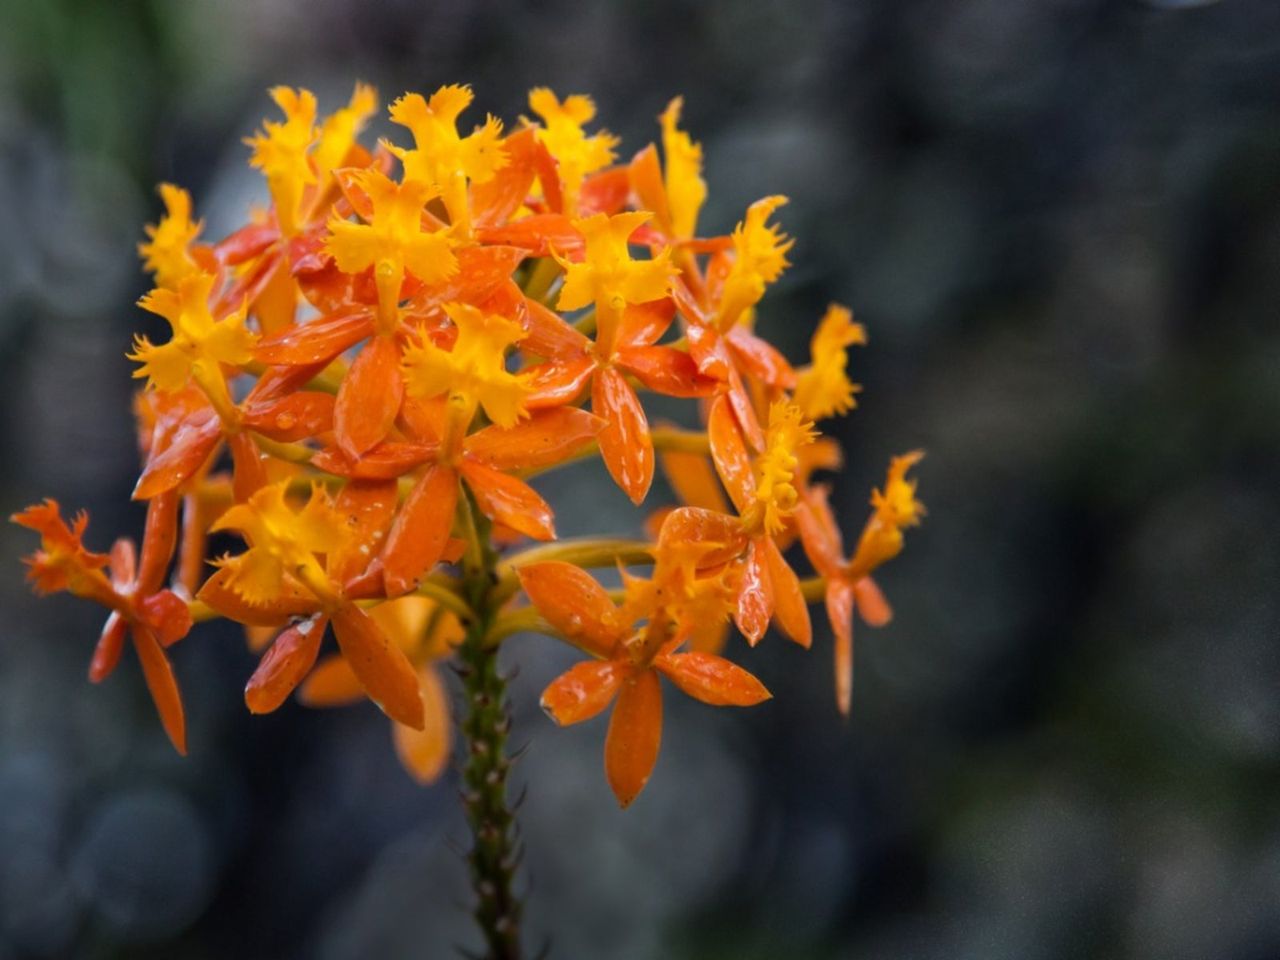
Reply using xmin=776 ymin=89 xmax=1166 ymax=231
xmin=13 ymin=83 xmax=922 ymax=806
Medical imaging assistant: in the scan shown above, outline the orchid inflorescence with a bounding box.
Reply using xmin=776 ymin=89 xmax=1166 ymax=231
xmin=12 ymin=82 xmax=923 ymax=812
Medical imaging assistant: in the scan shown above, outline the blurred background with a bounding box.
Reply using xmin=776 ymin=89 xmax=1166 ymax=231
xmin=2 ymin=0 xmax=1279 ymax=957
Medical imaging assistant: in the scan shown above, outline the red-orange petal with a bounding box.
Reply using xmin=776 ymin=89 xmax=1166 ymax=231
xmin=464 ymin=408 xmax=604 ymax=473
xmin=655 ymin=651 xmax=772 ymax=706
xmin=138 ymin=589 xmax=193 ymax=648
xmin=330 ymin=603 xmax=424 ymax=730
xmin=228 ymin=431 xmax=269 ymax=502
xmin=136 ymin=491 xmax=180 ymax=595
xmin=735 ymin=537 xmax=775 ymax=646
xmin=393 ymin=666 xmax=452 ymax=784
xmin=329 ymin=479 xmax=400 ymax=585
xmin=243 ymin=391 xmax=335 ymax=442
xmin=311 ymin=441 xmax=438 ymax=479
xmin=522 ymin=356 xmax=597 ymax=410
xmin=826 ymin=579 xmax=856 ymax=716
xmin=382 ymin=464 xmax=458 ymax=597
xmin=762 ymin=536 xmax=812 ymax=649
xmin=472 ymin=128 xmax=539 ymax=229
xmin=617 ymin=345 xmax=719 ymax=398
xmin=658 ymin=447 xmax=730 ymax=513
xmin=133 ymin=626 xmax=187 ymax=755
xmin=628 ymin=144 xmax=671 ymax=233
xmin=254 ymin=308 xmax=374 ymax=366
xmin=476 ymin=214 xmax=581 ymax=258
xmin=298 ymin=653 xmax=364 ymax=707
xmin=605 ymin=669 xmax=663 ymax=808
xmin=579 ymin=167 xmax=631 ymax=217
xmin=517 ymin=561 xmax=622 ymax=658
xmin=707 ymin=395 xmax=755 ymax=512
xmin=656 ymin=506 xmax=747 ymax=569
xmin=854 ymin=577 xmax=893 ymax=627
xmin=540 ymin=658 xmax=626 ymax=725
xmin=794 ymin=486 xmax=845 ymax=580
xmin=133 ymin=412 xmax=222 ymax=501
xmin=244 ymin=615 xmax=327 ymax=714
xmin=334 ymin=335 xmax=404 ymax=460
xmin=725 ymin=326 xmax=797 ymax=390
xmin=593 ymin=366 xmax=654 ymax=505
xmin=521 ymin=297 xmax=592 ymax=359
xmin=90 ymin=612 xmax=128 ymax=683
xmin=459 ymin=461 xmax=556 ymax=541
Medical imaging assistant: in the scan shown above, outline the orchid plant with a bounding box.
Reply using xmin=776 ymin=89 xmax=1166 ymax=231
xmin=13 ymin=83 xmax=923 ymax=958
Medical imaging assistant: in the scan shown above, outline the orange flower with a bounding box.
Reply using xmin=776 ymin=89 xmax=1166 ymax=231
xmin=795 ymin=452 xmax=924 ymax=714
xmin=523 ymin=296 xmax=717 ymax=505
xmin=12 ymin=498 xmax=191 ymax=752
xmin=520 ymin=549 xmax=768 ymax=807
xmin=705 ymin=396 xmax=816 ymax=647
xmin=300 ymin=595 xmax=461 ymax=784
xmin=201 ymin=481 xmax=426 ymax=730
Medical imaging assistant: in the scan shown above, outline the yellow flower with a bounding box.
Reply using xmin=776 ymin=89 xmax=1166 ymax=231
xmin=386 ymin=84 xmax=507 ymax=232
xmin=401 ymin=302 xmax=530 ymax=430
xmin=748 ymin=401 xmax=817 ymax=537
xmin=528 ymin=88 xmax=619 ymax=215
xmin=716 ymin=195 xmax=793 ymax=330
xmin=659 ymin=97 xmax=706 ymax=240
xmin=312 ymin=82 xmax=379 ymax=183
xmin=793 ymin=304 xmax=866 ymax=421
xmin=138 ymin=184 xmax=203 ymax=289
xmin=245 ymin=87 xmax=318 ymax=235
xmin=130 ymin=272 xmax=256 ymax=420
xmin=850 ymin=451 xmax=926 ymax=578
xmin=556 ymin=211 xmax=677 ymax=353
xmin=324 ymin=168 xmax=458 ymax=330
xmin=211 ymin=482 xmax=350 ymax=605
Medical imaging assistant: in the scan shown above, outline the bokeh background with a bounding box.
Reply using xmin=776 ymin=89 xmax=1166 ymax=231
xmin=2 ymin=0 xmax=1279 ymax=957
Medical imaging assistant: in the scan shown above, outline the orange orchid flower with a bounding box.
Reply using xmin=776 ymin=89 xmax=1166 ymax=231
xmin=704 ymin=395 xmax=817 ymax=647
xmin=795 ymin=452 xmax=925 ymax=714
xmin=520 ymin=541 xmax=768 ymax=807
xmin=12 ymin=498 xmax=191 ymax=752
xmin=300 ymin=595 xmax=462 ymax=783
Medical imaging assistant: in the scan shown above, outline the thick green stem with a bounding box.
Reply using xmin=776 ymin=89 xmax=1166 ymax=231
xmin=455 ymin=491 xmax=523 ymax=960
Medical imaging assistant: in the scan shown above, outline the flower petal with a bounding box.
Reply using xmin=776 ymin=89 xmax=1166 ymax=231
xmin=522 ymin=356 xmax=597 ymax=410
xmin=854 ymin=577 xmax=893 ymax=627
xmin=617 ymin=345 xmax=718 ymax=398
xmin=655 ymin=651 xmax=771 ymax=706
xmin=762 ymin=536 xmax=811 ymax=649
xmin=459 ymin=461 xmax=556 ymax=541
xmin=382 ymin=464 xmax=458 ymax=597
xmin=90 ymin=612 xmax=128 ymax=683
xmin=517 ymin=561 xmax=621 ymax=658
xmin=707 ymin=395 xmax=754 ymax=512
xmin=244 ymin=615 xmax=327 ymax=714
xmin=734 ymin=537 xmax=774 ymax=646
xmin=133 ymin=626 xmax=187 ymax=755
xmin=541 ymin=659 xmax=626 ymax=725
xmin=393 ymin=666 xmax=452 ymax=784
xmin=330 ymin=603 xmax=424 ymax=730
xmin=133 ymin=411 xmax=222 ymax=501
xmin=328 ymin=479 xmax=399 ymax=585
xmin=593 ymin=366 xmax=653 ymax=505
xmin=243 ymin=391 xmax=335 ymax=442
xmin=298 ymin=654 xmax=364 ymax=707
xmin=464 ymin=407 xmax=603 ymax=473
xmin=254 ymin=308 xmax=374 ymax=365
xmin=196 ymin=566 xmax=318 ymax=626
xmin=826 ymin=580 xmax=856 ymax=716
xmin=334 ymin=335 xmax=404 ymax=459
xmin=605 ymin=669 xmax=663 ymax=808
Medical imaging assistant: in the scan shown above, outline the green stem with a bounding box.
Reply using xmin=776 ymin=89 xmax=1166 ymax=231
xmin=455 ymin=489 xmax=523 ymax=960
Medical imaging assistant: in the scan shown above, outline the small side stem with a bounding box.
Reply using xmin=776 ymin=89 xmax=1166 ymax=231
xmin=455 ymin=490 xmax=523 ymax=960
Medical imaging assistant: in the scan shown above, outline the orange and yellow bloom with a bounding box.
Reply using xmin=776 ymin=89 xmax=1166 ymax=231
xmin=12 ymin=82 xmax=923 ymax=812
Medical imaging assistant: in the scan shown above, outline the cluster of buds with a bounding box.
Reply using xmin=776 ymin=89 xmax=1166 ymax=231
xmin=13 ymin=83 xmax=923 ymax=807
